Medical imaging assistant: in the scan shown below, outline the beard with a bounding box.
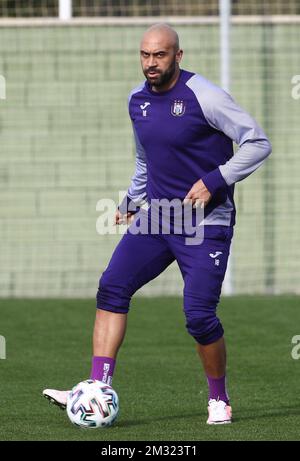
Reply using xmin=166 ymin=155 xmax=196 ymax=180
xmin=143 ymin=58 xmax=177 ymax=89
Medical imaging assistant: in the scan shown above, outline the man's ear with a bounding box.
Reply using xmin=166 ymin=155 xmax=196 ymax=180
xmin=176 ymin=49 xmax=183 ymax=63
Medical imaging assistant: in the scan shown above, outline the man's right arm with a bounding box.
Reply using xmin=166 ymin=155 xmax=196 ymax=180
xmin=118 ymin=125 xmax=148 ymax=216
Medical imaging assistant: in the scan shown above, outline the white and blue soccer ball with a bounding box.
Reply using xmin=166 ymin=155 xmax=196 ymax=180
xmin=66 ymin=379 xmax=119 ymax=428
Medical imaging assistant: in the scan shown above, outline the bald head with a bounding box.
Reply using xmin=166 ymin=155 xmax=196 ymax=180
xmin=140 ymin=23 xmax=183 ymax=92
xmin=141 ymin=23 xmax=180 ymax=52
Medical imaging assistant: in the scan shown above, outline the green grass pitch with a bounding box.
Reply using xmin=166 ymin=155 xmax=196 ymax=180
xmin=0 ymin=296 xmax=300 ymax=441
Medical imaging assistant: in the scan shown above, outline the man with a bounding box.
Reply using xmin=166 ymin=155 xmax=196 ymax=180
xmin=43 ymin=24 xmax=271 ymax=424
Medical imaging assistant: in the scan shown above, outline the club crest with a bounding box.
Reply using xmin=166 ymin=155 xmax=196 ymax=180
xmin=171 ymin=100 xmax=186 ymax=117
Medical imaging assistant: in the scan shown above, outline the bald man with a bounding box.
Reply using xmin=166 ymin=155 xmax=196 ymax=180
xmin=43 ymin=24 xmax=271 ymax=425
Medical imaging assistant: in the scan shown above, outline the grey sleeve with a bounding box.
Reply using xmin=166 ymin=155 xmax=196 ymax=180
xmin=187 ymin=74 xmax=272 ymax=190
xmin=118 ymin=124 xmax=148 ymax=214
xmin=127 ymin=125 xmax=148 ymax=203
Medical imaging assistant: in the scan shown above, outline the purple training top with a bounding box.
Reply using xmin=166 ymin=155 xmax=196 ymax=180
xmin=119 ymin=69 xmax=271 ymax=228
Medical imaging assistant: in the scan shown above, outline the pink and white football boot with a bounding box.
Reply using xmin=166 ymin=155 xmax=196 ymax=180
xmin=207 ymin=398 xmax=232 ymax=424
xmin=42 ymin=388 xmax=70 ymax=410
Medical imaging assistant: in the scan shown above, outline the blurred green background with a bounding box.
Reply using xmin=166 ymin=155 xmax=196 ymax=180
xmin=0 ymin=23 xmax=299 ymax=297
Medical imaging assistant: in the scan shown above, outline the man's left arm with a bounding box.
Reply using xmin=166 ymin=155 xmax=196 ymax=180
xmin=184 ymin=82 xmax=272 ymax=205
xmin=200 ymin=88 xmax=272 ymax=196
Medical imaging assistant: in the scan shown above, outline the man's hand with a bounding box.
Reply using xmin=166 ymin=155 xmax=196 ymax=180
xmin=114 ymin=209 xmax=135 ymax=225
xmin=183 ymin=179 xmax=212 ymax=208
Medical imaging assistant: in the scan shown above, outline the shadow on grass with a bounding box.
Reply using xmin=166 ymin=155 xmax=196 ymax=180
xmin=115 ymin=404 xmax=300 ymax=429
xmin=234 ymin=404 xmax=300 ymax=423
xmin=115 ymin=410 xmax=207 ymax=429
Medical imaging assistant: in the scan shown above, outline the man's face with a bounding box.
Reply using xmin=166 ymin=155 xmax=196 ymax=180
xmin=140 ymin=35 xmax=181 ymax=89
